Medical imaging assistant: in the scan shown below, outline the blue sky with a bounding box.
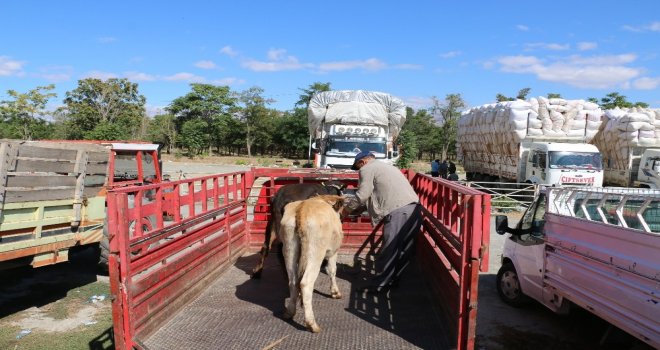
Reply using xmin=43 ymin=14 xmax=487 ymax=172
xmin=1 ymin=0 xmax=659 ymax=115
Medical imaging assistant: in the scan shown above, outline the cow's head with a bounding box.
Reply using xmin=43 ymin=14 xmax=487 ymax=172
xmin=322 ymin=180 xmax=347 ymax=195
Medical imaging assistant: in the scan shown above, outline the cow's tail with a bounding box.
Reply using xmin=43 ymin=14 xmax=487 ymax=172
xmin=296 ymin=206 xmax=308 ymax=283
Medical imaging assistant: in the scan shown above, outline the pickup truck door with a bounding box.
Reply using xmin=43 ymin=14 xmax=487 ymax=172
xmin=510 ymin=196 xmax=546 ymax=302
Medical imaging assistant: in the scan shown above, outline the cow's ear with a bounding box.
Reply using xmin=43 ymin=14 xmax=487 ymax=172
xmin=332 ymin=197 xmax=345 ymax=212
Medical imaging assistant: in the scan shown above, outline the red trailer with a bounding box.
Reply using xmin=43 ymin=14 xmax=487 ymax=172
xmin=107 ymin=168 xmax=490 ymax=350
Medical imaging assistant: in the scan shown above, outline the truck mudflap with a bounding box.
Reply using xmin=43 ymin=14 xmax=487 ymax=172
xmin=107 ymin=168 xmax=490 ymax=350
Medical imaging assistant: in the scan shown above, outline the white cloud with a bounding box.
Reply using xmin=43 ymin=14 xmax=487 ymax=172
xmin=0 ymin=56 xmax=25 ymax=76
xmin=267 ymin=48 xmax=286 ymax=61
xmin=212 ymin=77 xmax=245 ymax=85
xmin=524 ymin=42 xmax=570 ymax=51
xmin=35 ymin=65 xmax=73 ymax=82
xmin=163 ymin=72 xmax=206 ymax=82
xmin=439 ymin=51 xmax=462 ymax=58
xmin=393 ymin=63 xmax=422 ymax=70
xmin=124 ymin=71 xmax=156 ymax=81
xmin=577 ymin=42 xmax=598 ymax=51
xmin=496 ymin=54 xmax=642 ymax=89
xmin=516 ymin=24 xmax=529 ymax=31
xmin=242 ymin=49 xmax=313 ymax=72
xmin=632 ymin=77 xmax=660 ymax=90
xmin=622 ymin=21 xmax=660 ymax=32
xmin=650 ymin=21 xmax=660 ymax=31
xmin=194 ymin=60 xmax=217 ymax=69
xmin=84 ymin=70 xmax=118 ymax=80
xmin=220 ymin=46 xmax=238 ymax=57
xmin=97 ymin=37 xmax=117 ymax=44
xmin=318 ymin=58 xmax=386 ymax=72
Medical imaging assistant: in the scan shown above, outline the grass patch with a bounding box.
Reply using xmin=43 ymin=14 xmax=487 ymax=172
xmin=44 ymin=281 xmax=109 ymax=320
xmin=0 ymin=281 xmax=113 ymax=350
xmin=0 ymin=311 xmax=113 ymax=350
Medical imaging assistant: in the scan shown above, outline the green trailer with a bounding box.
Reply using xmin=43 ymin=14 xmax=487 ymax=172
xmin=0 ymin=140 xmax=162 ymax=270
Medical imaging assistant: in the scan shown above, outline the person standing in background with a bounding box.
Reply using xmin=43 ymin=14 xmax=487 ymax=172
xmin=439 ymin=160 xmax=448 ymax=179
xmin=430 ymin=159 xmax=440 ymax=177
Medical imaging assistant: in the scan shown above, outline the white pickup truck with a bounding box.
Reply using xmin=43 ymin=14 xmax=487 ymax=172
xmin=495 ymin=187 xmax=659 ymax=348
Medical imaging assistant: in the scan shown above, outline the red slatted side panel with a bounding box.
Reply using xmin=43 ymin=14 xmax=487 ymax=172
xmin=108 ymin=172 xmax=250 ymax=349
xmin=410 ymin=171 xmax=490 ymax=350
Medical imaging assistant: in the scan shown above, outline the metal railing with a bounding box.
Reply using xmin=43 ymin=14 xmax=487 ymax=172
xmin=462 ymin=181 xmax=536 ymax=211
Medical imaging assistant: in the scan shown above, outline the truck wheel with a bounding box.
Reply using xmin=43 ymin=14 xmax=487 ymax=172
xmin=496 ymin=262 xmax=529 ymax=307
xmin=99 ymin=215 xmax=156 ymax=271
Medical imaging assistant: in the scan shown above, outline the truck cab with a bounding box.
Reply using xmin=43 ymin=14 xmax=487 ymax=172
xmin=635 ymin=148 xmax=660 ymax=188
xmin=314 ymin=124 xmax=398 ymax=168
xmin=522 ymin=141 xmax=603 ymax=186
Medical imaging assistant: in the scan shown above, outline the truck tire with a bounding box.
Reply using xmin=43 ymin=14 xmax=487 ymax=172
xmin=496 ymin=262 xmax=529 ymax=307
xmin=99 ymin=215 xmax=156 ymax=271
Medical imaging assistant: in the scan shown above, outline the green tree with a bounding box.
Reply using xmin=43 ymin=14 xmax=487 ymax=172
xmin=179 ymin=119 xmax=209 ymax=156
xmin=395 ymin=129 xmax=418 ymax=169
xmin=274 ymin=109 xmax=310 ymax=158
xmin=148 ymin=114 xmax=178 ymax=153
xmin=295 ymin=82 xmax=332 ymax=108
xmin=0 ymin=85 xmax=57 ymax=140
xmin=495 ymin=93 xmax=513 ymax=102
xmin=59 ymin=78 xmax=146 ymax=140
xmin=236 ymin=87 xmax=274 ymax=157
xmin=401 ymin=107 xmax=439 ymax=160
xmin=84 ymin=121 xmax=125 ymax=141
xmin=516 ymin=88 xmax=531 ymax=100
xmin=597 ymin=92 xmax=649 ymax=109
xmin=431 ymin=94 xmax=466 ymax=160
xmin=547 ymin=93 xmax=562 ymax=99
xmin=168 ymin=84 xmax=237 ymax=154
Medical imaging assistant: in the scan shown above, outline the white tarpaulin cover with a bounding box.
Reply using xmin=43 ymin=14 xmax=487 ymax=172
xmin=308 ymin=90 xmax=407 ymax=137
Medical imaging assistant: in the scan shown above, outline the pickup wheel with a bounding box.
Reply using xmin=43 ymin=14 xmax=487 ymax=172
xmin=496 ymin=262 xmax=529 ymax=307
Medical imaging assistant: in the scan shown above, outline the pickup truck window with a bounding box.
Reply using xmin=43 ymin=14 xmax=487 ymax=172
xmin=520 ymin=194 xmax=546 ymax=237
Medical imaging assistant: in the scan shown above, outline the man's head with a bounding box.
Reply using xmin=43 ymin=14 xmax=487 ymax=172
xmin=351 ymin=151 xmax=375 ymax=170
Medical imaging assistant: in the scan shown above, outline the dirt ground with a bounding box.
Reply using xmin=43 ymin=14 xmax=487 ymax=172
xmin=0 ymin=160 xmax=651 ymax=349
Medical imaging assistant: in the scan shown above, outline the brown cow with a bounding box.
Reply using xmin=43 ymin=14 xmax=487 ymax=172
xmin=251 ymin=181 xmax=346 ymax=279
xmin=280 ymin=195 xmax=345 ymax=333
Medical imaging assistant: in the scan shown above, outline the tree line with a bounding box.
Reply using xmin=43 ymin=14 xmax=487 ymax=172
xmin=0 ymin=80 xmax=649 ymax=165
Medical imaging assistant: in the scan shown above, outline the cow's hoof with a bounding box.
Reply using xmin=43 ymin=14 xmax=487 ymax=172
xmin=307 ymin=322 xmax=321 ymax=333
xmin=282 ymin=310 xmax=294 ymax=320
xmin=250 ymin=269 xmax=262 ymax=279
xmin=331 ymin=291 xmax=342 ymax=299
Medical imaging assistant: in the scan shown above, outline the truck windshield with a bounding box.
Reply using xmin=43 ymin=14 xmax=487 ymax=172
xmin=326 ymin=139 xmax=386 ymax=154
xmin=549 ymin=152 xmax=602 ymax=170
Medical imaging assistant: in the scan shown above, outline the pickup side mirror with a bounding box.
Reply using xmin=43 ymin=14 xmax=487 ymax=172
xmin=495 ymin=215 xmax=510 ymax=235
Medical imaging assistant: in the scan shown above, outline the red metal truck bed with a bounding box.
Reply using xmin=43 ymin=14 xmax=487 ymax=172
xmin=108 ymin=169 xmax=490 ymax=350
xmin=143 ymin=253 xmax=450 ymax=350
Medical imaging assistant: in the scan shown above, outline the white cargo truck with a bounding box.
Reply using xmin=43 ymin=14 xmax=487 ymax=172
xmin=495 ymin=187 xmax=659 ymax=348
xmin=307 ymin=90 xmax=406 ymax=169
xmin=591 ymin=107 xmax=660 ymax=188
xmin=458 ymin=98 xmax=604 ymax=186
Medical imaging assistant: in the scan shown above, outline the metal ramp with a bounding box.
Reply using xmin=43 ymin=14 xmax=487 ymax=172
xmin=143 ymin=253 xmax=451 ymax=350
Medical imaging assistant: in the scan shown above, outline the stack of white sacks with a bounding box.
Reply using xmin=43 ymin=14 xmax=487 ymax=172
xmin=458 ymin=97 xmax=604 ymax=158
xmin=591 ymin=107 xmax=660 ymax=170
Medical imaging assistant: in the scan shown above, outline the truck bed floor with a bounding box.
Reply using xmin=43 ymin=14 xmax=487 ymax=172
xmin=143 ymin=253 xmax=451 ymax=350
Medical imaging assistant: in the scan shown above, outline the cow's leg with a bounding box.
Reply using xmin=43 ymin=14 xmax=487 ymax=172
xmin=251 ymin=218 xmax=277 ymax=278
xmin=300 ymin=253 xmax=324 ymax=333
xmin=326 ymin=252 xmax=342 ymax=299
xmin=282 ymin=239 xmax=299 ymax=320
